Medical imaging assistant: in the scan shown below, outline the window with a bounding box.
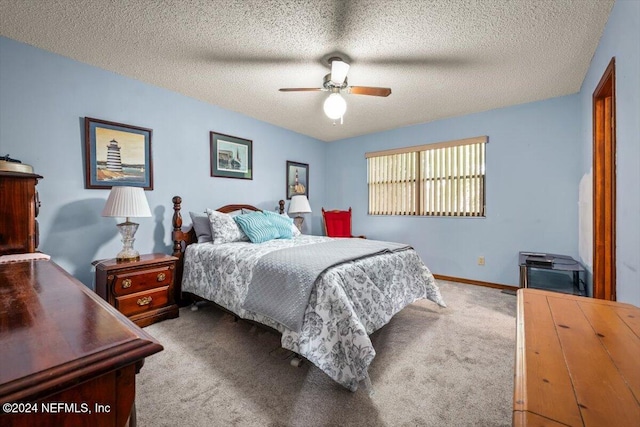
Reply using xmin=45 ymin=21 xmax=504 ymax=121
xmin=366 ymin=136 xmax=487 ymax=216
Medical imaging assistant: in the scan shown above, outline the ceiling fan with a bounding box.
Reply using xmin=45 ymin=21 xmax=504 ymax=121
xmin=279 ymin=57 xmax=392 ymax=122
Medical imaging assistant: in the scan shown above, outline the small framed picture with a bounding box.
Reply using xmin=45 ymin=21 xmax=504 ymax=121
xmin=210 ymin=132 xmax=253 ymax=180
xmin=286 ymin=161 xmax=309 ymax=199
xmin=84 ymin=117 xmax=153 ymax=190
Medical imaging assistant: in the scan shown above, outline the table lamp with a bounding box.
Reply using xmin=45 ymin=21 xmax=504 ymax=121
xmin=102 ymin=186 xmax=151 ymax=262
xmin=288 ymin=195 xmax=312 ymax=232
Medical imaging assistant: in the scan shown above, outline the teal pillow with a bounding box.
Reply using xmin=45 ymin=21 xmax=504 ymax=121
xmin=263 ymin=210 xmax=293 ymax=239
xmin=233 ymin=211 xmax=279 ymax=243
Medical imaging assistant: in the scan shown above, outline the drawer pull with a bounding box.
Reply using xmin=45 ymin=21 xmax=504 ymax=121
xmin=157 ymin=272 xmax=166 ymax=281
xmin=137 ymin=296 xmax=153 ymax=306
xmin=122 ymin=278 xmax=132 ymax=289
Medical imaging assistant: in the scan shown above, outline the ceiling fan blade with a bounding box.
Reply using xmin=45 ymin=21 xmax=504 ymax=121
xmin=279 ymin=88 xmax=323 ymax=92
xmin=348 ymin=86 xmax=392 ymax=97
xmin=330 ymin=59 xmax=350 ymax=85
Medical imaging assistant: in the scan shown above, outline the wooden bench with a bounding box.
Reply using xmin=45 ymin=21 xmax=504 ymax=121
xmin=514 ymin=288 xmax=640 ymax=426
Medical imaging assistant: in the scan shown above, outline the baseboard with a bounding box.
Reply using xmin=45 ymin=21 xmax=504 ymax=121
xmin=433 ymin=274 xmax=519 ymax=292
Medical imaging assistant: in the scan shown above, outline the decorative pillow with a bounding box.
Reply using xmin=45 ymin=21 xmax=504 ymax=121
xmin=280 ymin=213 xmax=301 ymax=236
xmin=206 ymin=209 xmax=249 ymax=244
xmin=263 ymin=210 xmax=293 ymax=239
xmin=233 ymin=211 xmax=279 ymax=243
xmin=189 ymin=211 xmax=213 ymax=243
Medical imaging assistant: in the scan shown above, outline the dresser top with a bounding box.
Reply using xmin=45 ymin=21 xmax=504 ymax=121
xmin=0 ymin=171 xmax=42 ymax=179
xmin=92 ymin=253 xmax=177 ymax=270
xmin=0 ymin=260 xmax=163 ymax=402
xmin=514 ymin=289 xmax=640 ymax=426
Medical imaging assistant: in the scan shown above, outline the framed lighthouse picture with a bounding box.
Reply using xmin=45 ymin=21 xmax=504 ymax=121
xmin=84 ymin=117 xmax=153 ymax=190
xmin=286 ymin=160 xmax=308 ymax=199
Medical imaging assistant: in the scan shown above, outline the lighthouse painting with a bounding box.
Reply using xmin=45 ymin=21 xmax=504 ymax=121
xmin=85 ymin=117 xmax=153 ymax=189
xmin=286 ymin=160 xmax=309 ymax=199
xmin=105 ymin=139 xmax=123 ymax=172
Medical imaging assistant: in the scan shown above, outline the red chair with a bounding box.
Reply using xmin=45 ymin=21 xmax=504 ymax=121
xmin=321 ymin=207 xmax=366 ymax=238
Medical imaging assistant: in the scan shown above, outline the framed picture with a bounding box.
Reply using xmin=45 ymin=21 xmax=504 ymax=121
xmin=210 ymin=132 xmax=253 ymax=180
xmin=286 ymin=161 xmax=309 ymax=199
xmin=84 ymin=117 xmax=153 ymax=190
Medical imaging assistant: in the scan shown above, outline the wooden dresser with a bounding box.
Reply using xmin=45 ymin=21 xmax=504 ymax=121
xmin=514 ymin=288 xmax=640 ymax=426
xmin=94 ymin=254 xmax=179 ymax=327
xmin=0 ymin=260 xmax=163 ymax=427
xmin=0 ymin=171 xmax=41 ymax=255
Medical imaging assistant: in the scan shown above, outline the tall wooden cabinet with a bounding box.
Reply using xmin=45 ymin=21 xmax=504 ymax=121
xmin=0 ymin=171 xmax=42 ymax=255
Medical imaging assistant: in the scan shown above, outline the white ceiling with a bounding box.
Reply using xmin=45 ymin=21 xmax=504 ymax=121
xmin=0 ymin=0 xmax=614 ymax=142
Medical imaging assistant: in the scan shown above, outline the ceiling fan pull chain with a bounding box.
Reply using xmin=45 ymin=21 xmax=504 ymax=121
xmin=331 ymin=116 xmax=344 ymax=126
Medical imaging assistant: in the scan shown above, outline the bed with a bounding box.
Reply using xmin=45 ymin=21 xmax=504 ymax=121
xmin=171 ymin=196 xmax=446 ymax=391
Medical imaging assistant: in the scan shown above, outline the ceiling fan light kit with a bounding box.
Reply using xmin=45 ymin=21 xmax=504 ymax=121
xmin=328 ymin=57 xmax=350 ymax=85
xmin=323 ymin=92 xmax=347 ymax=121
xmin=279 ymin=56 xmax=391 ymax=124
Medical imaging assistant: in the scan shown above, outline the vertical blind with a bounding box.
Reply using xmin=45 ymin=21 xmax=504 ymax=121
xmin=366 ymin=136 xmax=487 ymax=216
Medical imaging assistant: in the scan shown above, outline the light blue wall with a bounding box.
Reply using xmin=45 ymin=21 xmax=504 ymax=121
xmin=2 ymin=0 xmax=637 ymax=304
xmin=579 ymin=0 xmax=640 ymax=306
xmin=326 ymin=95 xmax=582 ymax=287
xmin=0 ymin=36 xmax=326 ymax=288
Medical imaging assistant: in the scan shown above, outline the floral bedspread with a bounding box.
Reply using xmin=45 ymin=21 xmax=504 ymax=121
xmin=181 ymin=235 xmax=446 ymax=391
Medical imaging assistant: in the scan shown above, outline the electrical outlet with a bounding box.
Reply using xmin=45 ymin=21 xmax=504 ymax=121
xmin=478 ymin=256 xmax=485 ymax=266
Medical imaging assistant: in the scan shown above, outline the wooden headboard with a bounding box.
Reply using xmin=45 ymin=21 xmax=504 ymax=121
xmin=171 ymin=195 xmax=285 ymax=297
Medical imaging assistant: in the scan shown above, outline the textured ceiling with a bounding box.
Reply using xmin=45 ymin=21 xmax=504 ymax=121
xmin=0 ymin=0 xmax=614 ymax=142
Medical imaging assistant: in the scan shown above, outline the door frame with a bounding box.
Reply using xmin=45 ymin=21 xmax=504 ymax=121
xmin=592 ymin=57 xmax=616 ymax=300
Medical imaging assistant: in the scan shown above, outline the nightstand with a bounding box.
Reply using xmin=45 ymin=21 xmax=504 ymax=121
xmin=93 ymin=253 xmax=179 ymax=327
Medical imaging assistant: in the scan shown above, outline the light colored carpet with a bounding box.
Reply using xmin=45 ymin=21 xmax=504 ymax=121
xmin=137 ymin=281 xmax=516 ymax=426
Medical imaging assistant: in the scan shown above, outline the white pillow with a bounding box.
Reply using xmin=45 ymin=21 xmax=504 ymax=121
xmin=281 ymin=212 xmax=301 ymax=236
xmin=206 ymin=209 xmax=249 ymax=243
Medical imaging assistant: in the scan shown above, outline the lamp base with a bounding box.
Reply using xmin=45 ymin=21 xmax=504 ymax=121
xmin=294 ymin=216 xmax=304 ymax=232
xmin=116 ymin=252 xmax=140 ymax=263
xmin=115 ymin=221 xmax=140 ymax=263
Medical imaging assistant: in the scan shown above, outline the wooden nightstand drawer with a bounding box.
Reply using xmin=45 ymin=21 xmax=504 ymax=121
xmin=112 ymin=265 xmax=173 ymax=296
xmin=116 ymin=286 xmax=170 ymax=317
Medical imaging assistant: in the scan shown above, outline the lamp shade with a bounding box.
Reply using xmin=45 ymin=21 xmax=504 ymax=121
xmin=288 ymin=195 xmax=312 ymax=214
xmin=102 ymin=186 xmax=151 ymax=218
xmin=323 ymin=93 xmax=347 ymax=120
xmin=330 ymin=60 xmax=350 ymax=85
